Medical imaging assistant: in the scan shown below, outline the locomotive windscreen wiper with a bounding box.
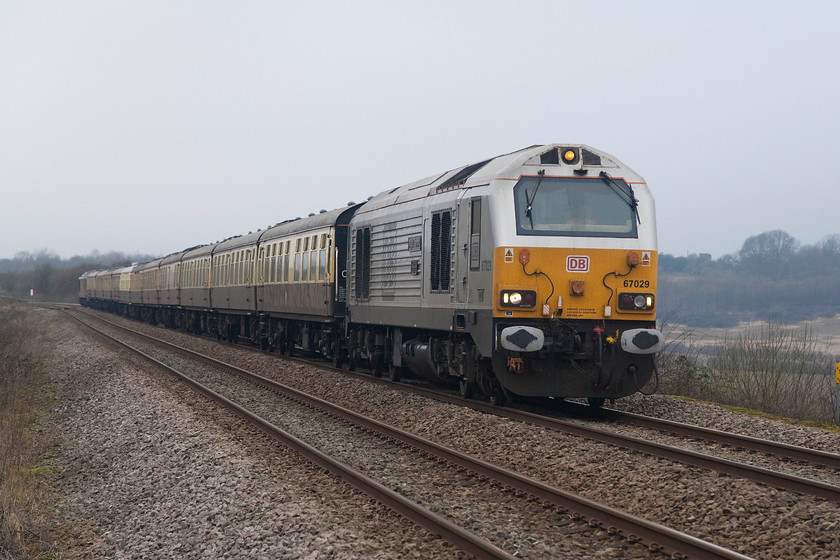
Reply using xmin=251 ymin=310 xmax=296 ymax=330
xmin=525 ymin=169 xmax=546 ymax=228
xmin=600 ymin=171 xmax=641 ymax=224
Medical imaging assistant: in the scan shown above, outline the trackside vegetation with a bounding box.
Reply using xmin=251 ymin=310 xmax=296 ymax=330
xmin=0 ymin=250 xmax=153 ymax=304
xmin=0 ymin=302 xmax=55 ymax=559
xmin=656 ymin=321 xmax=838 ymax=425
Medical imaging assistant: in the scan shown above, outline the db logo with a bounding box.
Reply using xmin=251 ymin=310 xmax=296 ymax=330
xmin=566 ymin=255 xmax=590 ymax=273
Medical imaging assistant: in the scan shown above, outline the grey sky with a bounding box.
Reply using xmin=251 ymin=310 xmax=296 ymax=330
xmin=2 ymin=1 xmax=838 ymax=260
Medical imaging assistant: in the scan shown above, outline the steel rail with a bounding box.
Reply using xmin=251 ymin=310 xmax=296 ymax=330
xmin=70 ymin=309 xmax=755 ymax=560
xmin=593 ymin=406 xmax=840 ymax=470
xmin=411 ymin=387 xmax=840 ymax=504
xmin=63 ymin=310 xmax=517 ymax=560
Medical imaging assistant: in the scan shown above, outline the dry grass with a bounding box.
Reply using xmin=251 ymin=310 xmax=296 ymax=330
xmin=0 ymin=302 xmax=56 ymax=559
xmin=658 ymin=321 xmax=838 ymax=424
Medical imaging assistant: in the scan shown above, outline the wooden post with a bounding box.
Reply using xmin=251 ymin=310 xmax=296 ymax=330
xmin=835 ymin=363 xmax=840 ymax=426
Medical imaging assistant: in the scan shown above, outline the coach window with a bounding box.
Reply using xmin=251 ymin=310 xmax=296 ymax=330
xmin=282 ymin=243 xmax=289 ymax=283
xmin=245 ymin=249 xmax=252 ymax=285
xmin=294 ymin=245 xmax=301 ymax=282
xmin=278 ymin=243 xmax=284 ymax=283
xmin=275 ymin=244 xmax=280 ymax=283
xmin=241 ymin=251 xmax=247 ymax=285
xmin=274 ymin=244 xmax=280 ymax=283
xmin=302 ymin=249 xmax=310 ymax=282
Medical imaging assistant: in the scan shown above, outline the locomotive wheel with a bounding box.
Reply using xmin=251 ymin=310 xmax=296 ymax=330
xmin=488 ymin=389 xmax=505 ymax=406
xmin=372 ymin=356 xmax=384 ymax=378
xmin=458 ymin=378 xmax=474 ymax=399
xmin=587 ymin=397 xmax=606 ymax=409
xmin=387 ymin=364 xmax=402 ymax=382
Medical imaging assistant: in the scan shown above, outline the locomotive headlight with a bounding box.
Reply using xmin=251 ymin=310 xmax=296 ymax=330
xmin=500 ymin=289 xmax=537 ymax=308
xmin=618 ymin=292 xmax=655 ymax=311
xmin=561 ymin=148 xmax=580 ymax=164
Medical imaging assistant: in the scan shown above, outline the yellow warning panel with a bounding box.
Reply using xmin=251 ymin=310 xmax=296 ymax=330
xmin=836 ymin=363 xmax=840 ymax=384
xmin=492 ymin=246 xmax=658 ymax=319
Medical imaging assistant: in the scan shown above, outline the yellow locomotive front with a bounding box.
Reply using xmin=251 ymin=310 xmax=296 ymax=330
xmin=488 ymin=146 xmax=663 ymax=402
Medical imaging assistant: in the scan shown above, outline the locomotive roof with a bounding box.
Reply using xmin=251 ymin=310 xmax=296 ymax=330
xmin=355 ymin=144 xmax=633 ymax=216
xmin=354 ymin=145 xmax=545 ymax=214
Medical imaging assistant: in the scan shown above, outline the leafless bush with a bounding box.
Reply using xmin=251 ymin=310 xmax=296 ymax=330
xmin=658 ymin=321 xmax=837 ymax=423
xmin=656 ymin=320 xmax=714 ymax=397
xmin=705 ymin=322 xmax=835 ymax=422
xmin=0 ymin=302 xmax=51 ymax=559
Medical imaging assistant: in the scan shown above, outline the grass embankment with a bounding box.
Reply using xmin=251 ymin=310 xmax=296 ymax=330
xmin=0 ymin=303 xmax=56 ymax=559
xmin=658 ymin=321 xmax=839 ymax=426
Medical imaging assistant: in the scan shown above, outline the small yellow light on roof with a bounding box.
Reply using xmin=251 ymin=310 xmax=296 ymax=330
xmin=563 ymin=150 xmax=576 ymax=162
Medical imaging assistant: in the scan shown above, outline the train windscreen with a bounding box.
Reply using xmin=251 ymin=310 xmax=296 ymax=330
xmin=513 ymin=176 xmax=638 ymax=238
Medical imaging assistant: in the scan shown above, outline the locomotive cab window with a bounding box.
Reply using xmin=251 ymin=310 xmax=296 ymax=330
xmin=513 ymin=176 xmax=638 ymax=238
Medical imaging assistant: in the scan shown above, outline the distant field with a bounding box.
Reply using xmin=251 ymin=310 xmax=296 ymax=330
xmin=668 ymin=315 xmax=840 ymax=357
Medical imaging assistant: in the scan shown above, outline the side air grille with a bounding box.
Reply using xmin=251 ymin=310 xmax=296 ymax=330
xmin=430 ymin=210 xmax=452 ymax=293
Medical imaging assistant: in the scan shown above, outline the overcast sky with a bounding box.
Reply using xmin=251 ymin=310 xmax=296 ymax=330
xmin=2 ymin=1 xmax=838 ymax=261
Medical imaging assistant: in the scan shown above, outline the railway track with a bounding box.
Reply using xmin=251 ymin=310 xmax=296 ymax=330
xmin=68 ymin=306 xmax=840 ymax=501
xmin=65 ymin=308 xmax=754 ymax=560
xmin=566 ymin=403 xmax=840 ymax=470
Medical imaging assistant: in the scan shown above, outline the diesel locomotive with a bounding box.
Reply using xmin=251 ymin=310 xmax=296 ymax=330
xmin=80 ymin=144 xmax=664 ymax=405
